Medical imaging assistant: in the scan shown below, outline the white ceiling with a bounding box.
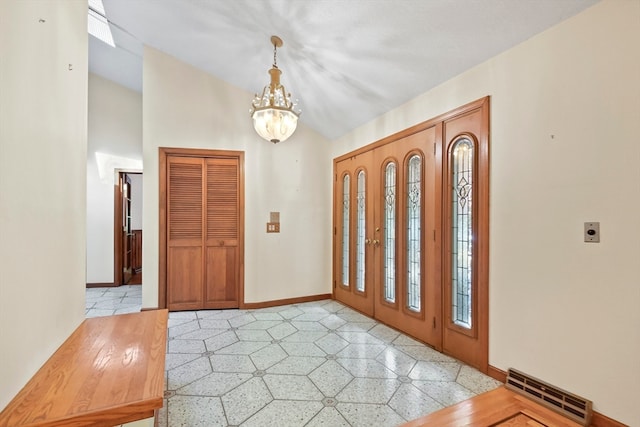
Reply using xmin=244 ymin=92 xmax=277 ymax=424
xmin=90 ymin=0 xmax=599 ymax=140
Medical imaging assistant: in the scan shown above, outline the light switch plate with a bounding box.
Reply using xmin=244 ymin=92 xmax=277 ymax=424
xmin=584 ymin=222 xmax=600 ymax=243
xmin=267 ymin=222 xmax=280 ymax=233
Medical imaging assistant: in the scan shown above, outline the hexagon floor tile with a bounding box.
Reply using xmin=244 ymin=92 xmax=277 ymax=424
xmin=87 ymin=288 xmax=502 ymax=426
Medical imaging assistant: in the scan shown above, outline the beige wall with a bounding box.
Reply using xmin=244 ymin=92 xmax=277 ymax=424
xmin=87 ymin=73 xmax=142 ymax=283
xmin=2 ymin=0 xmax=632 ymax=422
xmin=332 ymin=1 xmax=640 ymax=424
xmin=0 ymin=1 xmax=87 ymax=409
xmin=141 ymin=47 xmax=333 ymax=308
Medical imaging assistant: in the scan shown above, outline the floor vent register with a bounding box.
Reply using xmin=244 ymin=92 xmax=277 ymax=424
xmin=506 ymin=368 xmax=593 ymax=426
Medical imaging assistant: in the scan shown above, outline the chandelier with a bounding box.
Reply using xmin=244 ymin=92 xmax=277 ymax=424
xmin=250 ymin=36 xmax=301 ymax=144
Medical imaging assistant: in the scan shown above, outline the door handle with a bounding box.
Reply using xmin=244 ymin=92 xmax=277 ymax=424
xmin=373 ymin=239 xmax=380 ymax=247
xmin=365 ymin=238 xmax=372 ymax=245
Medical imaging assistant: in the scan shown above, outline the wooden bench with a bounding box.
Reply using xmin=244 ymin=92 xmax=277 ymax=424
xmin=402 ymin=386 xmax=583 ymax=427
xmin=0 ymin=310 xmax=168 ymax=427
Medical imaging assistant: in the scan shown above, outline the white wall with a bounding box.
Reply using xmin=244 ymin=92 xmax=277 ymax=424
xmin=0 ymin=1 xmax=87 ymax=410
xmin=130 ymin=173 xmax=143 ymax=230
xmin=332 ymin=1 xmax=640 ymax=425
xmin=87 ymin=73 xmax=142 ymax=283
xmin=142 ymin=47 xmax=332 ymax=308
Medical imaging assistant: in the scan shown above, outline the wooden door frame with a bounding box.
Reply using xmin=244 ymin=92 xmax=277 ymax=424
xmin=158 ymin=147 xmax=245 ymax=310
xmin=332 ymin=96 xmax=490 ymax=373
xmin=113 ymin=169 xmax=142 ymax=287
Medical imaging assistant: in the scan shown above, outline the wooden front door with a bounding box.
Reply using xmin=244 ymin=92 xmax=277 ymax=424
xmin=334 ymin=150 xmax=376 ymax=317
xmin=334 ymin=127 xmax=441 ymax=348
xmin=333 ymin=97 xmax=489 ymax=371
xmin=163 ymin=149 xmax=244 ymax=311
xmin=372 ymin=127 xmax=441 ymax=348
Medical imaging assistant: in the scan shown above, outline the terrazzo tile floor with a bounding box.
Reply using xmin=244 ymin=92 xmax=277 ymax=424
xmin=86 ymin=286 xmax=502 ymax=427
xmin=86 ymin=285 xmax=143 ymax=317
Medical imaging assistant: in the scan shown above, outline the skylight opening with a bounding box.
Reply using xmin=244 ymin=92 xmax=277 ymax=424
xmin=88 ymin=0 xmax=115 ymax=47
xmin=88 ymin=0 xmax=106 ymax=15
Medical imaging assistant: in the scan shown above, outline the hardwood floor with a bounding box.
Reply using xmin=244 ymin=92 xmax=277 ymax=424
xmin=402 ymin=387 xmax=583 ymax=427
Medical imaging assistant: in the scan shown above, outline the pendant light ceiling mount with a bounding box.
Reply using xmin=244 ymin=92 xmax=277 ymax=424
xmin=270 ymin=35 xmax=283 ymax=49
xmin=250 ymin=35 xmax=301 ymax=144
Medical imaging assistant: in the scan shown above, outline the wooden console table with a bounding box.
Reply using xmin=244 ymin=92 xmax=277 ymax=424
xmin=0 ymin=310 xmax=168 ymax=427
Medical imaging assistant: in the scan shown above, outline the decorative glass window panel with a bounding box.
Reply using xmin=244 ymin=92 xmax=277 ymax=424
xmin=383 ymin=162 xmax=396 ymax=303
xmin=451 ymin=138 xmax=474 ymax=329
xmin=356 ymin=171 xmax=366 ymax=293
xmin=341 ymin=175 xmax=350 ymax=286
xmin=406 ymin=155 xmax=421 ymax=312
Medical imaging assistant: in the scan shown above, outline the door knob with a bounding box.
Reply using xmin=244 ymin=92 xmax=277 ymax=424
xmin=365 ymin=238 xmax=372 ymax=245
xmin=373 ymin=239 xmax=380 ymax=246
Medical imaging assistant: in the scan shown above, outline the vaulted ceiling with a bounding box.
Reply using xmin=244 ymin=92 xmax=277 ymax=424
xmin=90 ymin=0 xmax=599 ymax=140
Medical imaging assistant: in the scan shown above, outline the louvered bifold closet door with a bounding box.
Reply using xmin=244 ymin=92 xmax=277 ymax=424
xmin=167 ymin=156 xmax=205 ymax=310
xmin=204 ymin=158 xmax=239 ymax=308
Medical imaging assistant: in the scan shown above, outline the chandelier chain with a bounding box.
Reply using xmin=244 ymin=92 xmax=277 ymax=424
xmin=273 ymin=42 xmax=278 ymax=69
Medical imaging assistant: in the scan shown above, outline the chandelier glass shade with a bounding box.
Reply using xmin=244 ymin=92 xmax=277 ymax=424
xmin=250 ymin=36 xmax=300 ymax=144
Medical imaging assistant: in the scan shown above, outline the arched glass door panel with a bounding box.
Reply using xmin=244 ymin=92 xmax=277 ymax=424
xmin=451 ymin=138 xmax=474 ymax=328
xmin=356 ymin=170 xmax=366 ymax=293
xmin=383 ymin=162 xmax=397 ymax=303
xmin=341 ymin=174 xmax=350 ymax=286
xmin=406 ymin=155 xmax=422 ymax=312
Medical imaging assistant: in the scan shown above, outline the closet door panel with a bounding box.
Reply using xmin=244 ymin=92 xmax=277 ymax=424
xmin=204 ymin=157 xmax=239 ymax=308
xmin=168 ymin=247 xmax=203 ymax=309
xmin=167 ymin=157 xmax=205 ymax=310
xmin=205 ymin=246 xmax=237 ymax=308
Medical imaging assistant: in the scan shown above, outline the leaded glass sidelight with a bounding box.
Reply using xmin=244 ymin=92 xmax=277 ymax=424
xmin=383 ymin=162 xmax=396 ymax=303
xmin=406 ymin=155 xmax=421 ymax=312
xmin=341 ymin=175 xmax=350 ymax=286
xmin=451 ymin=138 xmax=474 ymax=329
xmin=356 ymin=170 xmax=366 ymax=293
